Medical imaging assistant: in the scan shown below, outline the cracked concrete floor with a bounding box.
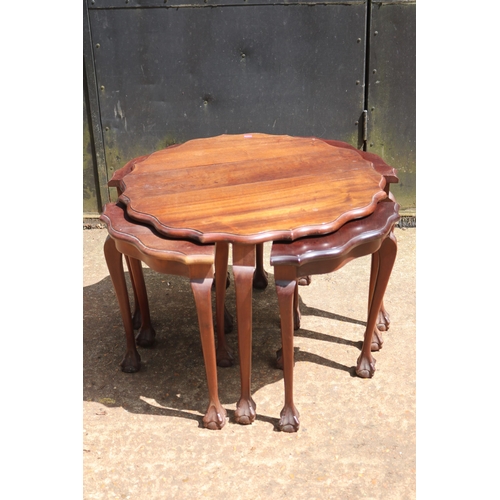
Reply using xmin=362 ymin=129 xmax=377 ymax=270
xmin=83 ymin=227 xmax=415 ymax=499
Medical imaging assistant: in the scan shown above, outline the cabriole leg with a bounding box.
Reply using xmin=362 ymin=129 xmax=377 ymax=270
xmin=275 ymin=275 xmax=300 ymax=432
xmin=253 ymin=242 xmax=268 ymax=289
xmin=233 ymin=243 xmax=257 ymax=425
xmin=215 ymin=242 xmax=234 ymax=367
xmin=127 ymin=257 xmax=156 ymax=348
xmin=191 ymin=278 xmax=226 ymax=430
xmin=293 ymin=279 xmax=301 ymax=330
xmin=369 ymin=252 xmax=391 ymax=351
xmin=125 ymin=255 xmax=142 ymax=329
xmin=357 ymin=233 xmax=398 ymax=378
xmin=276 ymin=279 xmax=300 ymax=370
xmin=103 ymin=237 xmax=141 ymax=373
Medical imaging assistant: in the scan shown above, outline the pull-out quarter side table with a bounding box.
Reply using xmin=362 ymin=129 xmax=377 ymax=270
xmin=270 ymin=200 xmax=400 ymax=432
xmin=101 ymin=202 xmax=227 ymax=430
xmin=108 ymin=153 xmax=234 ymax=367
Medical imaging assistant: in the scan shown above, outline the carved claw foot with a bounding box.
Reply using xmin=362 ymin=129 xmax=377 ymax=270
xmin=203 ymin=404 xmax=227 ymax=430
xmin=235 ymin=397 xmax=257 ymax=425
xmin=371 ymin=327 xmax=384 ymax=352
xmin=253 ymin=269 xmax=269 ymax=290
xmin=297 ymin=275 xmax=311 ymax=286
xmin=356 ymin=353 xmax=376 ymax=378
xmin=135 ymin=325 xmax=157 ymax=348
xmin=120 ymin=349 xmax=141 ymax=373
xmin=216 ymin=345 xmax=235 ymax=368
xmin=377 ymin=307 xmax=390 ymax=332
xmin=132 ymin=309 xmax=142 ymax=330
xmin=279 ymin=404 xmax=300 ymax=433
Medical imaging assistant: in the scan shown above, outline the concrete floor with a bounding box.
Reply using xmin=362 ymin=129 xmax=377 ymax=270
xmin=83 ymin=226 xmax=415 ymax=499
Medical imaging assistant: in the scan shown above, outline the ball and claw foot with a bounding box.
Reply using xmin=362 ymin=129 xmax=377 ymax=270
xmin=135 ymin=325 xmax=156 ymax=348
xmin=132 ymin=309 xmax=142 ymax=330
xmin=297 ymin=275 xmax=311 ymax=286
xmin=377 ymin=307 xmax=390 ymax=332
xmin=235 ymin=397 xmax=257 ymax=425
xmin=203 ymin=404 xmax=227 ymax=430
xmin=216 ymin=345 xmax=235 ymax=368
xmin=253 ymin=269 xmax=269 ymax=290
xmin=371 ymin=327 xmax=384 ymax=352
xmin=120 ymin=350 xmax=141 ymax=373
xmin=279 ymin=405 xmax=300 ymax=433
xmin=356 ymin=354 xmax=376 ymax=378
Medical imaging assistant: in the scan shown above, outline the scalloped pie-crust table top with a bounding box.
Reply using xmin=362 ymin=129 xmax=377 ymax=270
xmin=116 ymin=133 xmax=388 ymax=426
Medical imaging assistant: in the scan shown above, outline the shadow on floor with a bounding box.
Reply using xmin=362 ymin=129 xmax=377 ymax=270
xmin=83 ymin=268 xmax=362 ymax=428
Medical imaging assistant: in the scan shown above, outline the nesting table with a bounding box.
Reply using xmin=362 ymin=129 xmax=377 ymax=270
xmin=111 ymin=133 xmax=388 ymax=425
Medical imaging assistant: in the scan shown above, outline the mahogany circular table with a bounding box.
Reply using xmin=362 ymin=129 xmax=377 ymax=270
xmin=115 ymin=133 xmax=388 ymax=425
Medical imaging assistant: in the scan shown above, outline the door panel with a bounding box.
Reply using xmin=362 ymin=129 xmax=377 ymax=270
xmin=88 ymin=3 xmax=367 ymax=197
xmin=366 ymin=1 xmax=416 ymax=212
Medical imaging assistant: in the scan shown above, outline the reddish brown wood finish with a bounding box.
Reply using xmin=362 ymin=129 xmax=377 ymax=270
xmin=270 ymin=201 xmax=400 ymax=432
xmin=100 ymin=202 xmax=228 ymax=430
xmin=253 ymin=138 xmax=399 ymax=295
xmin=113 ymin=133 xmax=389 ymax=428
xmin=116 ymin=134 xmax=387 ymax=244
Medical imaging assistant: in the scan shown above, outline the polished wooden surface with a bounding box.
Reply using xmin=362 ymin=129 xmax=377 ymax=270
xmin=253 ymin=138 xmax=399 ymax=289
xmin=117 ymin=134 xmax=387 ymax=244
xmin=102 ymin=202 xmax=215 ymax=268
xmin=271 ymin=201 xmax=400 ymax=268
